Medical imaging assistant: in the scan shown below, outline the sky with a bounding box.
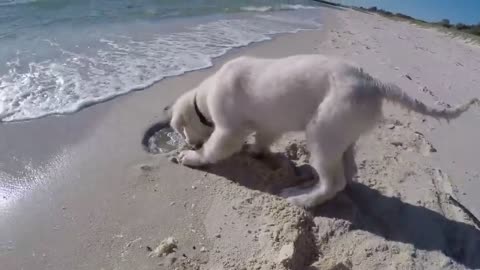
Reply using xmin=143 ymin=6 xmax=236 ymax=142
xmin=333 ymin=0 xmax=480 ymax=25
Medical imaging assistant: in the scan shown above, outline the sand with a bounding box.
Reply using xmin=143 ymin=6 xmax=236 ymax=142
xmin=1 ymin=5 xmax=480 ymax=270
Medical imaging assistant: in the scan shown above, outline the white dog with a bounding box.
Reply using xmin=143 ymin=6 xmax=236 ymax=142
xmin=168 ymin=54 xmax=478 ymax=208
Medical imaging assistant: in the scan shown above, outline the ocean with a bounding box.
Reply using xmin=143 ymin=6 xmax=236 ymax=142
xmin=0 ymin=0 xmax=324 ymax=122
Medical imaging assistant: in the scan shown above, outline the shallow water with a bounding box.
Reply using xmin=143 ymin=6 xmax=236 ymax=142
xmin=0 ymin=0 xmax=324 ymax=122
xmin=147 ymin=127 xmax=184 ymax=154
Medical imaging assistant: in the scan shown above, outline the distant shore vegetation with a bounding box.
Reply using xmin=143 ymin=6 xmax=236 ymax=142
xmin=314 ymin=0 xmax=480 ymax=38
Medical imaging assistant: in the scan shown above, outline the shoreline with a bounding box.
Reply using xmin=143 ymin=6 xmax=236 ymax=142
xmin=2 ymin=6 xmax=480 ymax=270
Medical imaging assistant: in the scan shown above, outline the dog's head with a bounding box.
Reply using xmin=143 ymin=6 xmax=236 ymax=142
xmin=169 ymin=91 xmax=213 ymax=148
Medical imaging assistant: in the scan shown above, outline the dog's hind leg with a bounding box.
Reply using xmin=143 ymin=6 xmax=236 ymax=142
xmin=282 ymin=147 xmax=346 ymax=208
xmin=280 ymin=98 xmax=353 ymax=208
xmin=179 ymin=127 xmax=245 ymax=167
xmin=343 ymin=143 xmax=357 ymax=184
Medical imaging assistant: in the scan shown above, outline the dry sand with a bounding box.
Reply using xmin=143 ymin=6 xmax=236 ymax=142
xmin=1 ymin=6 xmax=480 ymax=270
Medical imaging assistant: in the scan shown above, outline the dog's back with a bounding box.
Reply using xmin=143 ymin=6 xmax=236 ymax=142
xmin=212 ymin=55 xmax=360 ymax=132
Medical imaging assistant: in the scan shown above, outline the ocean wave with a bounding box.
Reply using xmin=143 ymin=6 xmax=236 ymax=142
xmin=0 ymin=0 xmax=36 ymax=7
xmin=0 ymin=12 xmax=322 ymax=122
xmin=240 ymin=4 xmax=319 ymax=13
xmin=279 ymin=4 xmax=319 ymax=10
xmin=239 ymin=6 xmax=273 ymax=12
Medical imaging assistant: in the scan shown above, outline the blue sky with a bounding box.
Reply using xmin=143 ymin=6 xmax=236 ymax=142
xmin=333 ymin=0 xmax=480 ymax=24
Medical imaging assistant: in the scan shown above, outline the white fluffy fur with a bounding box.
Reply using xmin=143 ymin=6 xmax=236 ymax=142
xmin=169 ymin=54 xmax=478 ymax=208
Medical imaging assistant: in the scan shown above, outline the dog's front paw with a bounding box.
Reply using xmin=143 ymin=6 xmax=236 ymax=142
xmin=178 ymin=150 xmax=205 ymax=167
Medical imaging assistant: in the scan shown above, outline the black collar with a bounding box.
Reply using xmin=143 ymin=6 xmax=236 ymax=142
xmin=193 ymin=94 xmax=214 ymax=128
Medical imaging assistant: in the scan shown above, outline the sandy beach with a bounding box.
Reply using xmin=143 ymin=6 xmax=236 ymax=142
xmin=1 ymin=5 xmax=480 ymax=270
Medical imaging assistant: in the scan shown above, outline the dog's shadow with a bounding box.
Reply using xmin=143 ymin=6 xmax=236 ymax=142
xmin=205 ymin=151 xmax=314 ymax=194
xmin=201 ymin=151 xmax=480 ymax=269
xmin=315 ymin=184 xmax=480 ymax=268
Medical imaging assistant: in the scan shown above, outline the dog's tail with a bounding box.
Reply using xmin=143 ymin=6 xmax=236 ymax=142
xmin=377 ymin=81 xmax=479 ymax=120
